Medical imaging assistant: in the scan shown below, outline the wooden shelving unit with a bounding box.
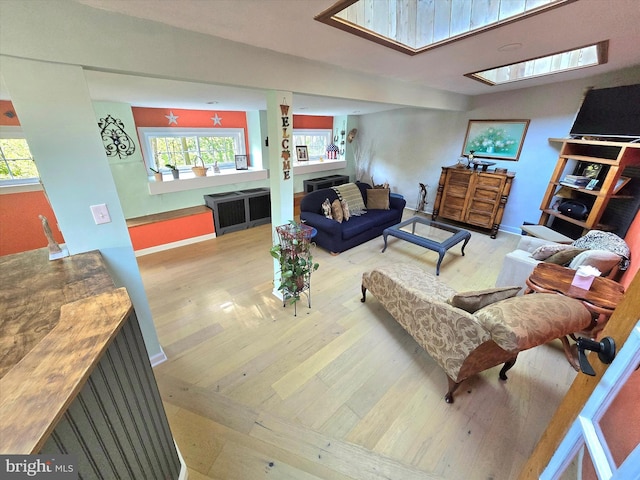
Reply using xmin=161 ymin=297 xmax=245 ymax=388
xmin=539 ymin=138 xmax=640 ymax=236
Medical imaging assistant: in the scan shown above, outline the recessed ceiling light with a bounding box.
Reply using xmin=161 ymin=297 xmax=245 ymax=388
xmin=498 ymin=43 xmax=522 ymax=52
xmin=206 ymin=101 xmax=218 ymax=105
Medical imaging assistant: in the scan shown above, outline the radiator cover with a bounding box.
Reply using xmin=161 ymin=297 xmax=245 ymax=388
xmin=204 ymin=188 xmax=271 ymax=235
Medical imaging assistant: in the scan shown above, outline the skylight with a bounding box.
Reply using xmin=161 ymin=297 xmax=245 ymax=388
xmin=466 ymin=41 xmax=608 ymax=85
xmin=315 ymin=0 xmax=573 ymax=55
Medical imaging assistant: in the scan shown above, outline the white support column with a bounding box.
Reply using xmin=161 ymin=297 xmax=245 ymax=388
xmin=1 ymin=56 xmax=163 ymax=361
xmin=266 ymin=90 xmax=294 ymax=298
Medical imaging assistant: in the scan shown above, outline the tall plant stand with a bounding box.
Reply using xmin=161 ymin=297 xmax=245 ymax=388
xmin=274 ymin=223 xmax=317 ymax=316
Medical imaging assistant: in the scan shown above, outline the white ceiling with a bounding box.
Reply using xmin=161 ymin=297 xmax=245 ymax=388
xmin=7 ymin=0 xmax=640 ymax=115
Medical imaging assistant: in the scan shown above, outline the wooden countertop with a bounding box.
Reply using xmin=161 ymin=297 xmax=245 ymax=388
xmin=0 ymin=249 xmax=132 ymax=453
xmin=126 ymin=205 xmax=210 ymax=228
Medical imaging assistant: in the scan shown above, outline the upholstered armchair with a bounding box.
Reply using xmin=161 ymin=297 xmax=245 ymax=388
xmin=495 ymin=230 xmax=629 ymax=294
xmin=361 ymin=263 xmax=592 ymax=403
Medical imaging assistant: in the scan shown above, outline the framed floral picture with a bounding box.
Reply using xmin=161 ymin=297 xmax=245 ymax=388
xmin=462 ymin=119 xmax=530 ymax=161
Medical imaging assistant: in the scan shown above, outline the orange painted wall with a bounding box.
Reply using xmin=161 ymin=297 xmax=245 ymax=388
xmin=620 ymin=211 xmax=640 ymax=289
xmin=0 ymin=190 xmax=65 ymax=256
xmin=132 ymin=106 xmax=250 ymax=165
xmin=128 ymin=211 xmax=214 ymax=250
xmin=0 ymin=102 xmax=65 ymax=256
xmin=0 ymin=100 xmax=20 ymax=126
xmin=293 ymin=115 xmax=333 ymax=129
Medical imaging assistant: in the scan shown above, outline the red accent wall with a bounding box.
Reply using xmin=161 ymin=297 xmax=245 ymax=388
xmin=0 ymin=100 xmax=20 ymax=126
xmin=620 ymin=211 xmax=640 ymax=289
xmin=128 ymin=212 xmax=214 ymax=250
xmin=132 ymin=107 xmax=247 ymax=128
xmin=293 ymin=115 xmax=333 ymax=129
xmin=0 ymin=191 xmax=65 ymax=256
xmin=132 ymin=107 xmax=250 ymax=165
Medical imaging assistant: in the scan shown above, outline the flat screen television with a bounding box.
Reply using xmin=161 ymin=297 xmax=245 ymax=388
xmin=570 ymin=84 xmax=640 ymax=140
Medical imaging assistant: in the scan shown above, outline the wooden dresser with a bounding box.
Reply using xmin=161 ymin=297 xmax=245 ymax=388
xmin=432 ymin=165 xmax=515 ymax=238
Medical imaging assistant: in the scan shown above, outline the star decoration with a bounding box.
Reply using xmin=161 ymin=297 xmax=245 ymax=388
xmin=165 ymin=111 xmax=179 ymax=125
xmin=211 ymin=114 xmax=222 ymax=126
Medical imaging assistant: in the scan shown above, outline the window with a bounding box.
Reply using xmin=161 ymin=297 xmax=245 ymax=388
xmin=316 ymin=0 xmax=570 ymax=55
xmin=292 ymin=129 xmax=332 ymax=161
xmin=466 ymin=41 xmax=608 ymax=86
xmin=138 ymin=128 xmax=246 ymax=174
xmin=0 ymin=128 xmax=39 ymax=185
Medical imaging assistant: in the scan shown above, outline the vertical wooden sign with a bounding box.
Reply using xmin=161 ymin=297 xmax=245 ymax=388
xmin=280 ymin=101 xmax=291 ymax=180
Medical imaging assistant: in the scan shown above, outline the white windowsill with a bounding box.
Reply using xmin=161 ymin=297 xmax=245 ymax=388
xmin=0 ymin=182 xmax=43 ymax=194
xmin=148 ymin=160 xmax=347 ymax=194
xmin=148 ymin=168 xmax=269 ymax=195
xmin=292 ymin=159 xmax=346 ymax=175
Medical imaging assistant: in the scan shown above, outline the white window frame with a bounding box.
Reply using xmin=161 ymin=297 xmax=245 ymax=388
xmin=292 ymin=129 xmax=333 ymax=162
xmin=0 ymin=126 xmax=40 ymax=186
xmin=138 ymin=127 xmax=247 ymax=176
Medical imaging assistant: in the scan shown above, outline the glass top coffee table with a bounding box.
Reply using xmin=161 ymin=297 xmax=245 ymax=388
xmin=382 ymin=216 xmax=471 ymax=275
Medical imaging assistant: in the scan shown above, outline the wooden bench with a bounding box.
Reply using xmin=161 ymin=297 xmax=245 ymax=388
xmin=126 ymin=206 xmax=215 ymax=253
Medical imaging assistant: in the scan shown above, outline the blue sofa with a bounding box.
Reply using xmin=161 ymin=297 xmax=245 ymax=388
xmin=300 ymin=182 xmax=406 ymax=254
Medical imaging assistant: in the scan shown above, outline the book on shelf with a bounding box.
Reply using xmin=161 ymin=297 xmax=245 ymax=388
xmin=560 ymin=175 xmax=590 ymax=187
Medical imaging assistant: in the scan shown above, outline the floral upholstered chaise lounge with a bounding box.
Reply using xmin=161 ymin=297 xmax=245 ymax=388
xmin=361 ymin=263 xmax=593 ymax=403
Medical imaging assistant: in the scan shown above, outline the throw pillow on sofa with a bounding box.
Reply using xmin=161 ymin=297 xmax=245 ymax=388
xmin=448 ymin=286 xmax=522 ymax=313
xmin=531 ymin=243 xmax=574 ymax=260
xmin=331 ymin=199 xmax=344 ymax=223
xmin=544 ymin=247 xmax=587 ymax=265
xmin=322 ymin=198 xmax=332 ymax=219
xmin=341 ymin=200 xmax=350 ymax=221
xmin=568 ymin=249 xmax=621 ymax=274
xmin=366 ymin=188 xmax=390 ymax=210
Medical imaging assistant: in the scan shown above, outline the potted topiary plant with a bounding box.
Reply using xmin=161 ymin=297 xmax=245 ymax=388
xmin=165 ymin=163 xmax=180 ymax=179
xmin=270 ymin=221 xmax=319 ymax=315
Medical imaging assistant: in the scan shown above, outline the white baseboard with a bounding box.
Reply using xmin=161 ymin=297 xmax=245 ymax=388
xmin=134 ymin=233 xmax=216 ymax=257
xmin=149 ymin=347 xmax=168 ymax=367
xmin=176 ymin=442 xmax=189 ymax=480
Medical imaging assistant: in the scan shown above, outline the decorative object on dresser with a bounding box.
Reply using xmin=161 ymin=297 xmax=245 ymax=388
xmin=432 ymin=165 xmax=515 ymax=238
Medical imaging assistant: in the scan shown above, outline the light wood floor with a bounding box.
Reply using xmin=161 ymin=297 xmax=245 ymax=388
xmin=139 ymin=212 xmax=578 ymax=480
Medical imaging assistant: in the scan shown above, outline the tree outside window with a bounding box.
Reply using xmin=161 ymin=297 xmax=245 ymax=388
xmin=0 ymin=137 xmax=39 ymax=184
xmin=140 ymin=128 xmax=246 ymax=174
xmin=292 ymin=130 xmax=332 ymax=160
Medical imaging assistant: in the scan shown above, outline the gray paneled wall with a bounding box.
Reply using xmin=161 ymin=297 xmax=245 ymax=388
xmin=41 ymin=312 xmax=180 ymax=479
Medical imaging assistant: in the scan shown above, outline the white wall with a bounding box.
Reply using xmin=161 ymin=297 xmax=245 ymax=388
xmin=358 ymin=66 xmax=640 ymax=234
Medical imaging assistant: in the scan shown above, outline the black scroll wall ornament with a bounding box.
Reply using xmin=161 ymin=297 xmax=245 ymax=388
xmin=98 ymin=115 xmax=136 ymax=159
